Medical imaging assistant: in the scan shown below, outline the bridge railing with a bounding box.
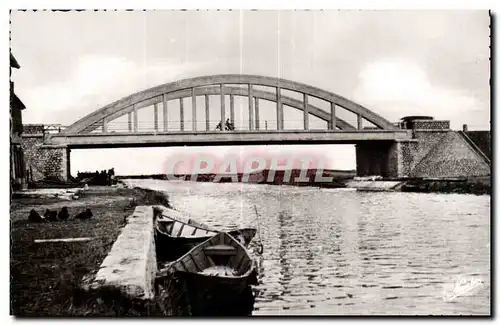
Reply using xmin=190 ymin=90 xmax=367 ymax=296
xmin=22 ymin=124 xmax=68 ymax=135
xmin=88 ymin=119 xmax=375 ymax=133
xmin=44 ymin=124 xmax=68 ymax=134
xmin=99 ymin=120 xmax=280 ymax=132
xmin=49 ymin=120 xmax=407 ymax=135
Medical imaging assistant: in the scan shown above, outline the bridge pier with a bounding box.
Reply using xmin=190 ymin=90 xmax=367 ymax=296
xmin=356 ymin=142 xmax=391 ymax=177
xmin=355 ymin=118 xmax=491 ymax=179
xmin=22 ymin=125 xmax=71 ymax=182
xmin=355 ymin=140 xmax=419 ymax=178
xmin=38 ymin=145 xmax=70 ymax=182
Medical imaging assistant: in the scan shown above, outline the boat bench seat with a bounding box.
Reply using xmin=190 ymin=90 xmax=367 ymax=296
xmin=204 ymin=245 xmax=237 ymax=256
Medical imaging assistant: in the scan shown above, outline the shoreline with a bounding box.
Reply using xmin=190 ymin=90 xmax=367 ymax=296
xmin=10 ymin=185 xmax=172 ymax=316
xmin=116 ymin=169 xmax=355 ymax=189
xmin=118 ymin=175 xmax=491 ymax=196
xmin=398 ymin=177 xmax=491 ymax=195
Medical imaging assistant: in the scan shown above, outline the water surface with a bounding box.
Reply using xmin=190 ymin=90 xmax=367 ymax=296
xmin=126 ymin=179 xmax=490 ymax=315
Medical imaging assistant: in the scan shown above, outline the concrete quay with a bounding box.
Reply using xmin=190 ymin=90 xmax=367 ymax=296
xmin=83 ymin=205 xmax=157 ymax=301
xmin=345 ymin=180 xmax=404 ymax=192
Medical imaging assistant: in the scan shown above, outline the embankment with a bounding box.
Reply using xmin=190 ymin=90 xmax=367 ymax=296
xmin=10 ymin=185 xmax=172 ymax=316
xmin=400 ymin=177 xmax=491 ymax=195
xmin=345 ymin=177 xmax=490 ymax=195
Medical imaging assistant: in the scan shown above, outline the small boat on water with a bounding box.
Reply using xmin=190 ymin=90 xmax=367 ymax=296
xmin=155 ymin=232 xmax=258 ymax=316
xmin=153 ymin=206 xmax=257 ymax=261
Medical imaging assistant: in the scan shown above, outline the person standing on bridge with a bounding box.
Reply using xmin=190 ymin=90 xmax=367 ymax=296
xmin=225 ymin=118 xmax=235 ymax=131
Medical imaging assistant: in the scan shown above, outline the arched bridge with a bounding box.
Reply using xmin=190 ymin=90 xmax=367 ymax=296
xmin=48 ymin=74 xmax=412 ymax=148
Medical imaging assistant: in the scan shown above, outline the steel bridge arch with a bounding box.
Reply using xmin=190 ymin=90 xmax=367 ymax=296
xmin=62 ymin=74 xmax=396 ymax=134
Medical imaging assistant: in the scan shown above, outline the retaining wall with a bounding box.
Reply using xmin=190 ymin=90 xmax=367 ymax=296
xmin=22 ymin=134 xmax=69 ymax=182
xmin=87 ymin=205 xmax=157 ymax=300
xmin=411 ymin=131 xmax=490 ymax=178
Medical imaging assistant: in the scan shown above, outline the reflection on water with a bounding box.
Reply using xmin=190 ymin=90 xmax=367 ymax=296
xmin=126 ymin=179 xmax=490 ymax=315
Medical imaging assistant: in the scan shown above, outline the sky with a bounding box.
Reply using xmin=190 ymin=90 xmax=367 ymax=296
xmin=9 ymin=10 xmax=491 ymax=175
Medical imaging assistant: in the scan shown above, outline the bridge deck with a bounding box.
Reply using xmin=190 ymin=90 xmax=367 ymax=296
xmin=47 ymin=130 xmax=413 ymax=148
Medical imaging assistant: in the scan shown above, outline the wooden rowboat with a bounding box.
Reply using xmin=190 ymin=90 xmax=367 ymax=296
xmin=155 ymin=232 xmax=258 ymax=316
xmin=153 ymin=206 xmax=257 ymax=261
xmin=154 ymin=205 xmax=214 ymax=229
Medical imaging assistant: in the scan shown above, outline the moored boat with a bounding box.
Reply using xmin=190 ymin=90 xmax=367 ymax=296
xmin=153 ymin=206 xmax=257 ymax=261
xmin=155 ymin=232 xmax=258 ymax=316
xmin=154 ymin=205 xmax=214 ymax=229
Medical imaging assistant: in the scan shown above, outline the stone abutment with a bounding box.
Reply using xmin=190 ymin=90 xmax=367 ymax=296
xmin=22 ymin=124 xmax=70 ymax=182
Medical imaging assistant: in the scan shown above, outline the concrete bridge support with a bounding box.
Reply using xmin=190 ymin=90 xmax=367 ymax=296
xmin=355 ymin=142 xmax=389 ymax=177
xmin=355 ymin=123 xmax=491 ymax=179
xmin=355 ymin=141 xmax=410 ymax=178
xmin=42 ymin=145 xmax=70 ymax=182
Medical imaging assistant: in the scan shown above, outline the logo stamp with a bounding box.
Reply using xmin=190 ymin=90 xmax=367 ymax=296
xmin=162 ymin=152 xmax=335 ymax=184
xmin=443 ymin=275 xmax=485 ymax=302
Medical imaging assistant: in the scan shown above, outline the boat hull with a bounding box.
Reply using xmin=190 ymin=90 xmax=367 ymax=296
xmin=155 ymin=227 xmax=256 ymax=261
xmin=156 ymin=272 xmax=256 ymax=316
xmin=155 ymin=232 xmax=258 ymax=316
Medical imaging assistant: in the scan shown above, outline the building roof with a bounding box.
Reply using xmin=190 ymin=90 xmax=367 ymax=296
xmin=400 ymin=115 xmax=434 ymax=122
xmin=10 ymin=52 xmax=20 ymax=69
xmin=11 ymin=91 xmax=26 ymax=110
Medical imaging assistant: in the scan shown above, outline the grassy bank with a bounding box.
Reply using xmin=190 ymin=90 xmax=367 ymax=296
xmin=10 ymin=186 xmax=171 ymax=317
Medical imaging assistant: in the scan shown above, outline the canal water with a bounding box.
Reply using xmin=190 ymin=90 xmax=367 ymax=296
xmin=126 ymin=179 xmax=490 ymax=315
